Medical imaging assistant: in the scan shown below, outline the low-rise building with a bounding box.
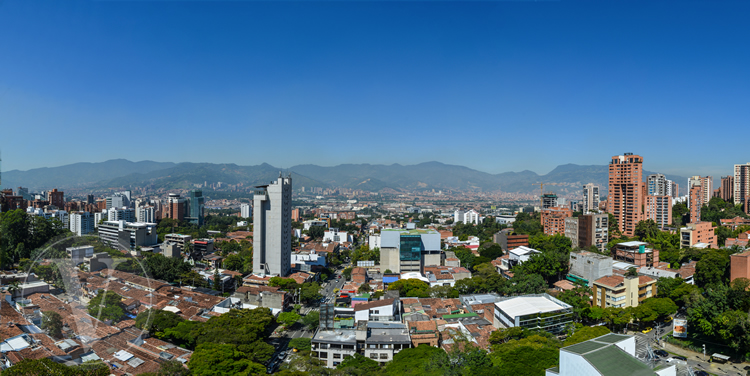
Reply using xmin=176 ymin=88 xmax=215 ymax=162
xmin=98 ymin=221 xmax=158 ymax=250
xmin=568 ymin=251 xmax=613 ymax=287
xmin=493 ymin=294 xmax=573 ymax=334
xmin=492 ymin=229 xmax=529 ymax=252
xmin=546 ymin=333 xmax=675 ymax=376
xmin=680 ymin=222 xmax=717 ymax=248
xmin=611 ymin=241 xmax=659 ymax=268
xmin=362 ymin=322 xmax=412 ymax=366
xmin=311 ymin=329 xmax=358 ymax=368
xmin=592 ymin=275 xmax=656 ymax=309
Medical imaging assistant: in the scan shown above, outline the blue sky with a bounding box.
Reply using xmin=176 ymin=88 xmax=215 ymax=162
xmin=0 ymin=0 xmax=748 ymax=179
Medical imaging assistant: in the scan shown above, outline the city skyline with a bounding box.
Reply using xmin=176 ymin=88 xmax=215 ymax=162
xmin=1 ymin=1 xmax=749 ymax=177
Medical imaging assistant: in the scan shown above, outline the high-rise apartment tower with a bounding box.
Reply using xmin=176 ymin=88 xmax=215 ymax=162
xmin=607 ymin=153 xmax=644 ymax=237
xmin=253 ymin=174 xmax=292 ymax=277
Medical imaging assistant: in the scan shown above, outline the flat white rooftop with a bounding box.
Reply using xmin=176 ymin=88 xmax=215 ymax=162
xmin=495 ymin=296 xmax=568 ymax=318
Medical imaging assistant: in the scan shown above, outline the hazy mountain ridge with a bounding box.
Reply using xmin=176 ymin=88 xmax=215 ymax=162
xmin=2 ymin=160 xmax=688 ymax=196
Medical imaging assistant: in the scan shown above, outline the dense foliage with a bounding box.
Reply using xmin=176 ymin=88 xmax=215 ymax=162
xmin=87 ymin=290 xmax=125 ymax=323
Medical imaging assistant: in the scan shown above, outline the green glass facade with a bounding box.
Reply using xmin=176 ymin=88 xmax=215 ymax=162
xmin=399 ymin=235 xmax=422 ymax=261
xmin=186 ymin=190 xmax=205 ymax=226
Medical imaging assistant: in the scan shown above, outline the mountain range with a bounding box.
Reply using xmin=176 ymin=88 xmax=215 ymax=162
xmin=1 ymin=159 xmax=688 ymax=196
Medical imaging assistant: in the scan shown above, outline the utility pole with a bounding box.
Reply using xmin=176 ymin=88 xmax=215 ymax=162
xmin=702 ymin=344 xmax=706 ymax=361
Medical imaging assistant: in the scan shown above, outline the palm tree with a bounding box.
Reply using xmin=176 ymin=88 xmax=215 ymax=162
xmin=7 ymin=281 xmax=21 ymax=297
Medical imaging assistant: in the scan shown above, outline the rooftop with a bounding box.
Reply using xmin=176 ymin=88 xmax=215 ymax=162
xmin=495 ymin=294 xmax=570 ymax=318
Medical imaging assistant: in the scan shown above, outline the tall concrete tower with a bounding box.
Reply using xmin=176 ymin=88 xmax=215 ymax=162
xmin=253 ymin=174 xmax=292 ymax=277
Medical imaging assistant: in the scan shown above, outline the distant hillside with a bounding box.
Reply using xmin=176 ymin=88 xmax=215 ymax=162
xmin=2 ymin=159 xmax=176 ymax=190
xmin=2 ymin=160 xmax=688 ymax=196
xmin=96 ymin=162 xmax=327 ymax=191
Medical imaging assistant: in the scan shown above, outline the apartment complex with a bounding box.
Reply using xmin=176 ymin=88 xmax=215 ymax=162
xmin=577 ymin=213 xmax=608 ymax=253
xmin=680 ymin=221 xmax=717 ymax=249
xmin=564 ymin=217 xmax=579 ymax=248
xmin=607 ymin=153 xmax=644 ymax=237
xmin=541 ymin=206 xmax=572 ymax=236
xmin=688 ymin=176 xmax=712 ymax=223
xmin=582 ymin=183 xmax=599 ymax=214
xmin=98 ymin=220 xmax=158 ymax=250
xmin=734 ymin=162 xmax=750 ymax=206
xmin=645 ymin=195 xmax=672 ymax=229
xmin=47 ymin=188 xmax=64 ymax=208
xmin=240 ymin=203 xmax=252 ymax=218
xmin=646 ymin=173 xmax=668 ymax=196
xmin=720 ymin=176 xmax=734 ymax=201
xmin=592 ymin=275 xmax=656 ymax=309
xmin=492 ymin=229 xmax=529 ymax=252
xmin=69 ymin=211 xmax=95 ymax=236
xmin=253 ymin=175 xmax=293 ymax=277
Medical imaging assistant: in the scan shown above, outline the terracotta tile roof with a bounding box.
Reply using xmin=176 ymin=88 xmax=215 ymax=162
xmin=353 ymin=299 xmax=394 ymax=312
xmin=594 ymin=275 xmax=624 ymax=288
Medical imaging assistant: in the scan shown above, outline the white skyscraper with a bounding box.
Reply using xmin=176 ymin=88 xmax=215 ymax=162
xmin=582 ymin=183 xmax=599 ymax=213
xmin=253 ymin=174 xmax=292 ymax=277
xmin=734 ymin=163 xmax=750 ymax=206
xmin=137 ymin=206 xmax=155 ymax=223
xmin=69 ymin=212 xmax=95 ymax=236
xmin=240 ymin=203 xmax=252 ymax=218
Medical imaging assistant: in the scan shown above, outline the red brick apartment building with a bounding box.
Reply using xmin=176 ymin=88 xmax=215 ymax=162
xmin=608 ymin=153 xmax=644 ymax=237
xmin=541 ymin=207 xmax=572 ymax=236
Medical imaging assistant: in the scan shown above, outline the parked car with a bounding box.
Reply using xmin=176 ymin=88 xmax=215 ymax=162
xmin=654 ymin=350 xmax=669 ymax=357
xmin=673 ymin=355 xmax=687 ymax=361
xmin=641 ymin=327 xmax=653 ymax=334
xmin=693 ymin=371 xmax=708 ymax=376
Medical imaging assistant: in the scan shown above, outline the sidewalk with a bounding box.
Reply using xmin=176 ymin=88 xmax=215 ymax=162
xmin=649 ymin=334 xmax=749 ymax=376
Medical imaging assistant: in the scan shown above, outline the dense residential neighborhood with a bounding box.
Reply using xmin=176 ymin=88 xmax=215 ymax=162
xmin=0 ymin=154 xmax=748 ymax=375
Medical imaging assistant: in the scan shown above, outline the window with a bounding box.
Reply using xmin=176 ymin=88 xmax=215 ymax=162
xmin=319 ymin=352 xmax=328 ymax=359
xmin=380 ymin=353 xmax=388 ymax=359
xmin=333 ymin=354 xmax=341 ymax=359
xmin=369 ymin=353 xmax=378 ymax=359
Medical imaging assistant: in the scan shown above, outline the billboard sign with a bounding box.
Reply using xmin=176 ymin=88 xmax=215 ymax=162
xmin=673 ymin=319 xmax=687 ymax=338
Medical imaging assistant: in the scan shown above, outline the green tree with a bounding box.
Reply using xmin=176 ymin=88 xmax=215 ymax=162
xmin=289 ymin=337 xmax=312 ymax=352
xmin=299 ymin=282 xmax=323 ymax=304
xmin=212 ymin=268 xmax=221 ymax=291
xmin=625 ymin=267 xmax=638 ymax=277
xmin=563 ymin=325 xmax=610 ymax=346
xmin=278 ymin=311 xmax=301 ymax=328
xmin=385 ymin=344 xmax=447 ymax=376
xmin=634 ymin=219 xmax=659 ymax=241
xmin=337 ymin=353 xmax=382 ymax=375
xmin=489 ymin=335 xmax=561 ymax=376
xmin=222 ymin=254 xmax=244 ymax=272
xmin=695 ymin=250 xmax=730 ymax=287
xmin=672 ymin=202 xmax=689 ymax=227
xmin=557 ymin=283 xmax=593 ymax=320
xmin=192 ymin=308 xmax=275 ymax=362
xmin=269 ymin=276 xmax=299 ymax=290
xmin=188 ymin=343 xmax=264 ymax=376
xmin=1 ymin=358 xmax=109 ymax=376
xmin=388 ymin=278 xmax=430 ymax=298
xmin=135 ymin=309 xmax=185 ymax=334
xmin=87 ymin=290 xmax=125 ymax=323
xmin=41 ymin=311 xmax=64 ymax=339
xmin=302 ymin=311 xmax=320 ymax=331
xmin=358 ymin=282 xmax=373 ymax=294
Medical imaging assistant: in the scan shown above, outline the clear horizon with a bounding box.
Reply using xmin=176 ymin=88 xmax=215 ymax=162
xmin=1 ymin=1 xmax=748 ymax=179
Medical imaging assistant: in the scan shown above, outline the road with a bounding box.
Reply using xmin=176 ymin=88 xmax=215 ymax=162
xmin=266 ymin=267 xmax=346 ymax=373
xmin=631 ymin=323 xmax=749 ymax=376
